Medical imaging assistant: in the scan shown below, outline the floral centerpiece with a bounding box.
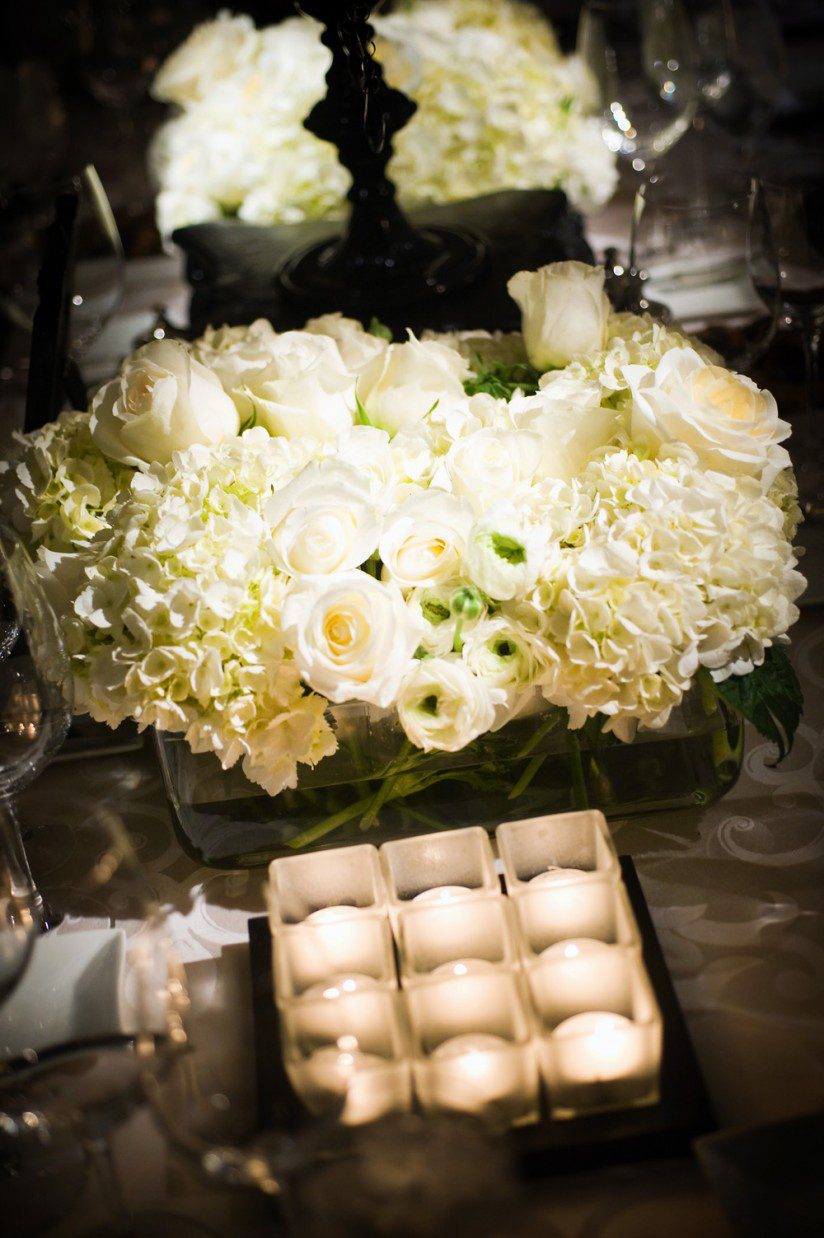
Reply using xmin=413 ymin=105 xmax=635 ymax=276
xmin=149 ymin=0 xmax=617 ymax=237
xmin=1 ymin=262 xmax=805 ymax=860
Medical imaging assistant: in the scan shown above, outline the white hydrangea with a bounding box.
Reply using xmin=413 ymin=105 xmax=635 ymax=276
xmin=5 ymin=261 xmax=806 ymax=796
xmin=0 ymin=411 xmax=132 ymax=552
xmin=150 ymin=0 xmax=618 ymax=235
xmin=49 ymin=429 xmax=336 ymax=795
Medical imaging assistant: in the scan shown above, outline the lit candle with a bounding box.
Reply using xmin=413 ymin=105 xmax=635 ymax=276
xmin=538 ymin=938 xmax=612 ymax=963
xmin=431 ymin=959 xmax=498 ymax=979
xmin=294 ymin=1034 xmax=410 ymax=1125
xmin=514 ymin=877 xmax=618 ymax=956
xmin=303 ymin=974 xmax=383 ymax=1000
xmin=427 ymin=1033 xmax=529 ymax=1116
xmin=411 ymin=885 xmax=473 ymax=905
xmin=529 ymin=868 xmax=589 ymax=885
xmin=527 ymin=939 xmax=629 ymax=1025
xmin=552 ymin=1011 xmax=644 ymax=1085
xmin=304 ymin=905 xmax=361 ymax=925
xmin=275 ymin=908 xmax=393 ymax=1001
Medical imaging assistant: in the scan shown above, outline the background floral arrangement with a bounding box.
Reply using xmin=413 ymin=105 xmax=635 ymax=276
xmin=1 ymin=262 xmax=806 ymax=800
xmin=149 ymin=0 xmax=618 ymax=237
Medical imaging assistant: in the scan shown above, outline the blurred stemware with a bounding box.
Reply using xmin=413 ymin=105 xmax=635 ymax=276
xmin=0 ymin=521 xmax=73 ymax=933
xmin=0 ymin=165 xmax=124 ymax=429
xmin=692 ymin=0 xmax=784 ymax=144
xmin=756 ymin=157 xmax=824 ymax=411
xmin=0 ymin=808 xmax=198 ymax=1235
xmin=630 ymin=171 xmax=781 ymax=372
xmin=577 ymin=0 xmax=698 ymax=177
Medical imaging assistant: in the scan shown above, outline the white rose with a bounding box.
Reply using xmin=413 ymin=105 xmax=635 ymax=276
xmin=192 ymin=320 xmax=280 ymax=418
xmin=151 ymin=13 xmax=259 ymax=107
xmin=463 ymin=502 xmax=544 ymax=601
xmin=626 ymin=348 xmax=791 ymax=480
xmin=333 ymin=426 xmax=395 ymax=507
xmin=507 ymin=261 xmax=610 ymax=370
xmin=246 ymin=332 xmax=356 ymax=442
xmin=303 ymin=313 xmax=389 ymax=372
xmin=446 ymin=428 xmax=542 ymax=512
xmin=357 ymin=336 xmax=469 ymax=436
xmin=511 ymin=390 xmax=619 ymax=482
xmin=397 ymin=657 xmax=496 ymax=753
xmin=282 ymin=571 xmax=421 ymax=707
xmin=379 ymin=492 xmax=474 ymax=590
xmin=90 ymin=339 xmax=239 ymax=467
xmin=265 ymin=461 xmax=380 ymax=578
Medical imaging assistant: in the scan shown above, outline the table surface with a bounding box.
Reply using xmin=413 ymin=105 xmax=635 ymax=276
xmin=6 ymin=226 xmax=824 ymax=1237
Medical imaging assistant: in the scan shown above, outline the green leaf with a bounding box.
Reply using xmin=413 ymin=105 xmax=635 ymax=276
xmin=354 ymin=388 xmax=373 ymax=427
xmin=463 ymin=357 xmax=541 ymax=401
xmin=713 ymin=646 xmax=803 ymax=762
xmin=368 ymin=316 xmax=393 ymax=342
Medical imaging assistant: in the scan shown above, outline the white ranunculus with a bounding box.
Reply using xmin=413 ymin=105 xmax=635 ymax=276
xmin=246 ymin=332 xmax=356 ymax=442
xmin=265 ymin=461 xmax=380 ymax=578
xmin=507 ymin=261 xmax=610 ymax=370
xmin=357 ymin=336 xmax=469 ymax=436
xmin=463 ymin=502 xmax=544 ymax=601
xmin=397 ymin=657 xmax=497 ymax=752
xmin=511 ymin=390 xmax=619 ymax=482
xmin=408 ymin=579 xmax=486 ymax=657
xmin=303 ymin=313 xmax=389 ymax=373
xmin=379 ymin=492 xmax=474 ymax=590
xmin=446 ymin=427 xmax=542 ymax=512
xmin=151 ymin=13 xmax=259 ymax=107
xmin=90 ymin=339 xmax=239 ymax=467
xmin=282 ymin=570 xmax=421 ymax=707
xmin=462 ymin=615 xmax=548 ymax=692
xmin=192 ymin=320 xmax=281 ymax=417
xmin=626 ymin=348 xmax=791 ymax=481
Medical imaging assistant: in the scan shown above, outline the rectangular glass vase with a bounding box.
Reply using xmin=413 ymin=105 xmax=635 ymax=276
xmin=154 ymin=687 xmax=743 ymax=868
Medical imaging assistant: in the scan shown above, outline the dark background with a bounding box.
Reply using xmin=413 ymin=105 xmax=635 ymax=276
xmin=1 ymin=0 xmax=822 ymax=258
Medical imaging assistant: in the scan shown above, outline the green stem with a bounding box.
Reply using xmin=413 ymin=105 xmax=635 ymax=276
xmin=507 ymin=752 xmax=547 ymax=800
xmin=287 ymin=793 xmax=380 ymax=849
xmin=565 ymin=727 xmax=589 ymax=810
xmin=359 ymin=740 xmax=414 ymax=831
xmin=514 ymin=710 xmax=561 ymax=760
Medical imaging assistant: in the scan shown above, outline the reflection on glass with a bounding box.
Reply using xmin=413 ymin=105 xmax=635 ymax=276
xmin=577 ymin=0 xmax=697 ymax=174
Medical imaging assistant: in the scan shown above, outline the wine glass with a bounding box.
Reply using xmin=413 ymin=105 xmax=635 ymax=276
xmin=691 ymin=0 xmax=784 ymax=143
xmin=630 ymin=171 xmax=781 ymax=371
xmin=756 ymin=156 xmax=824 ymax=411
xmin=577 ymin=0 xmax=698 ymax=177
xmin=0 ymin=808 xmax=209 ymax=1235
xmin=0 ymin=521 xmax=73 ymax=933
xmin=751 ymin=152 xmax=824 ymax=517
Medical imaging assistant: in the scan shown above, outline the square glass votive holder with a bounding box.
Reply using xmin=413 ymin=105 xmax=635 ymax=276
xmin=405 ymin=969 xmax=539 ymax=1126
xmin=273 ymin=913 xmax=397 ymax=1004
xmin=281 ymin=988 xmax=411 ymax=1125
xmin=397 ymin=896 xmax=518 ymax=984
xmin=534 ymin=964 xmax=662 ymax=1118
xmin=512 ymin=874 xmax=640 ymax=960
xmin=496 ymin=810 xmax=618 ymax=893
xmin=526 ymin=940 xmax=642 ymax=1030
xmin=268 ymin=844 xmax=386 ymax=929
xmin=380 ymin=827 xmax=499 ymax=923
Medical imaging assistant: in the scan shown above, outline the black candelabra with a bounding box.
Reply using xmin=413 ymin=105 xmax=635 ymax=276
xmin=279 ymin=0 xmax=486 ymax=313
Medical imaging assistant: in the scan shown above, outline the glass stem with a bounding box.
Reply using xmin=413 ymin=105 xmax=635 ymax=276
xmin=799 ymin=312 xmax=823 ymax=411
xmin=0 ymin=794 xmax=53 ymax=932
